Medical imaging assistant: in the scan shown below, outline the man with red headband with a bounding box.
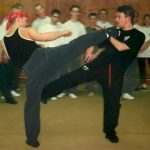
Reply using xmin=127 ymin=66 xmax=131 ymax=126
xmin=2 ymin=9 xmax=119 ymax=147
xmin=0 ymin=3 xmax=24 ymax=104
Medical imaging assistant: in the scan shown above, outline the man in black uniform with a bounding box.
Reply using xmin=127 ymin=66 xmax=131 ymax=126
xmin=41 ymin=5 xmax=145 ymax=143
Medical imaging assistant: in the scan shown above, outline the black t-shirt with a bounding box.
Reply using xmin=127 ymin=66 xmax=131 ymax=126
xmin=89 ymin=28 xmax=145 ymax=73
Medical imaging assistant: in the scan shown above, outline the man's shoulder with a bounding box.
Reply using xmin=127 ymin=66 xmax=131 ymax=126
xmin=120 ymin=28 xmax=145 ymax=38
xmin=132 ymin=28 xmax=145 ymax=38
xmin=79 ymin=23 xmax=86 ymax=29
xmin=32 ymin=16 xmax=50 ymax=23
xmin=63 ymin=20 xmax=71 ymax=25
xmin=139 ymin=26 xmax=150 ymax=34
xmin=32 ymin=19 xmax=40 ymax=27
xmin=122 ymin=28 xmax=145 ymax=50
xmin=32 ymin=18 xmax=39 ymax=23
xmin=57 ymin=22 xmax=63 ymax=28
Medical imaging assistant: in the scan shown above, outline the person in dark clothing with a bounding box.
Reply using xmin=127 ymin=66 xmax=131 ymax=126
xmin=41 ymin=5 xmax=145 ymax=143
xmin=2 ymin=10 xmax=119 ymax=147
xmin=0 ymin=63 xmax=17 ymax=104
xmin=0 ymin=42 xmax=17 ymax=104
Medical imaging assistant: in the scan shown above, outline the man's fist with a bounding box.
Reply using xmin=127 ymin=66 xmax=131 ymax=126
xmin=105 ymin=27 xmax=120 ymax=38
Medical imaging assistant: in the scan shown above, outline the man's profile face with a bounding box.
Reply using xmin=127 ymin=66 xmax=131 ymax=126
xmin=114 ymin=12 xmax=130 ymax=28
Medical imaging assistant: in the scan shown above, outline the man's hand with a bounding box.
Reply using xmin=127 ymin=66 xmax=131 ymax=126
xmin=90 ymin=53 xmax=99 ymax=61
xmin=105 ymin=27 xmax=120 ymax=38
xmin=85 ymin=52 xmax=93 ymax=62
xmin=62 ymin=30 xmax=72 ymax=37
xmin=139 ymin=39 xmax=150 ymax=53
xmin=85 ymin=46 xmax=94 ymax=62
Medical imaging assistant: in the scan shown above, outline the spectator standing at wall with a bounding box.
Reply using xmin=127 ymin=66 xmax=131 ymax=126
xmin=137 ymin=14 xmax=150 ymax=90
xmin=38 ymin=9 xmax=65 ymax=100
xmin=97 ymin=9 xmax=113 ymax=29
xmin=32 ymin=4 xmax=51 ymax=31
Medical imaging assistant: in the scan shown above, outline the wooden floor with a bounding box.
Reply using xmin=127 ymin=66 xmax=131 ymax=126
xmin=0 ymin=85 xmax=150 ymax=150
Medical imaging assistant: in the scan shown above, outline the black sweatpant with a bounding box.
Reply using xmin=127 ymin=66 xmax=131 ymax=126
xmin=42 ymin=61 xmax=124 ymax=135
xmin=137 ymin=58 xmax=150 ymax=84
xmin=0 ymin=63 xmax=15 ymax=101
xmin=23 ymin=29 xmax=110 ymax=143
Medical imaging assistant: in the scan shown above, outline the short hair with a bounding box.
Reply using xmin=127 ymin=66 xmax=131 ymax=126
xmin=34 ymin=3 xmax=43 ymax=8
xmin=51 ymin=9 xmax=61 ymax=16
xmin=98 ymin=9 xmax=108 ymax=15
xmin=11 ymin=3 xmax=24 ymax=10
xmin=69 ymin=5 xmax=80 ymax=12
xmin=143 ymin=14 xmax=150 ymax=20
xmin=116 ymin=5 xmax=135 ymax=24
xmin=88 ymin=12 xmax=97 ymax=18
xmin=34 ymin=3 xmax=45 ymax=13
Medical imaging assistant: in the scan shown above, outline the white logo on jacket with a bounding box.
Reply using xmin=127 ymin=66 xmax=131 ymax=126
xmin=124 ymin=36 xmax=130 ymax=41
xmin=82 ymin=65 xmax=89 ymax=71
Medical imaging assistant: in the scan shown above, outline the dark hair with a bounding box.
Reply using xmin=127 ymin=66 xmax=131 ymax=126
xmin=143 ymin=14 xmax=150 ymax=20
xmin=98 ymin=9 xmax=108 ymax=15
xmin=69 ymin=5 xmax=80 ymax=12
xmin=11 ymin=3 xmax=24 ymax=10
xmin=116 ymin=5 xmax=135 ymax=24
xmin=51 ymin=9 xmax=61 ymax=16
xmin=88 ymin=12 xmax=97 ymax=18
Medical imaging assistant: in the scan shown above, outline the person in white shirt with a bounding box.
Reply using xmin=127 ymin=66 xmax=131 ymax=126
xmin=38 ymin=9 xmax=64 ymax=100
xmin=59 ymin=5 xmax=87 ymax=99
xmin=38 ymin=9 xmax=64 ymax=47
xmin=97 ymin=9 xmax=113 ymax=29
xmin=31 ymin=4 xmax=51 ymax=31
xmin=133 ymin=10 xmax=143 ymax=30
xmin=137 ymin=14 xmax=150 ymax=89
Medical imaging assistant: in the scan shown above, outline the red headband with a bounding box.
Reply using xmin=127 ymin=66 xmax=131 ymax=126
xmin=6 ymin=10 xmax=28 ymax=30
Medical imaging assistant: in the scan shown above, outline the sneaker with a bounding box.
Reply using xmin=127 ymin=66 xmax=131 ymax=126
xmin=135 ymin=84 xmax=147 ymax=91
xmin=135 ymin=86 xmax=141 ymax=91
xmin=1 ymin=96 xmax=5 ymax=99
xmin=105 ymin=134 xmax=119 ymax=143
xmin=69 ymin=93 xmax=78 ymax=99
xmin=57 ymin=92 xmax=66 ymax=98
xmin=16 ymin=88 xmax=21 ymax=91
xmin=142 ymin=84 xmax=147 ymax=89
xmin=88 ymin=92 xmax=95 ymax=96
xmin=11 ymin=90 xmax=21 ymax=97
xmin=40 ymin=99 xmax=47 ymax=104
xmin=26 ymin=140 xmax=40 ymax=148
xmin=5 ymin=98 xmax=18 ymax=104
xmin=50 ymin=97 xmax=58 ymax=100
xmin=122 ymin=93 xmax=135 ymax=100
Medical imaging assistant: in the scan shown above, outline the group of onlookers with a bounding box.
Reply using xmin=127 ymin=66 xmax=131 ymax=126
xmin=0 ymin=2 xmax=149 ymax=104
